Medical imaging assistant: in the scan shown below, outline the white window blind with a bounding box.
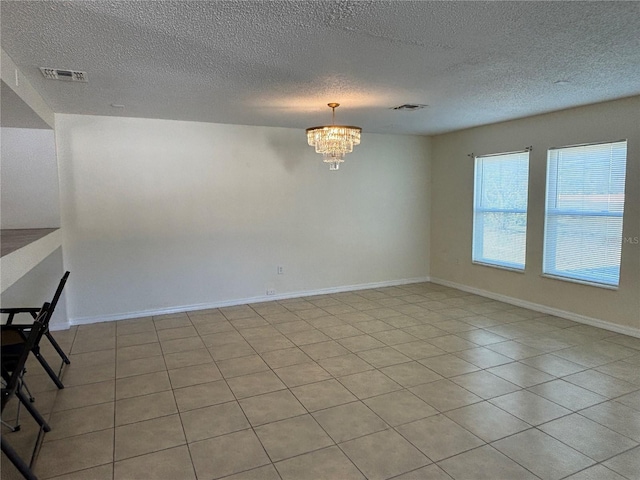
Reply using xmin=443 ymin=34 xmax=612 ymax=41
xmin=473 ymin=150 xmax=530 ymax=270
xmin=543 ymin=140 xmax=627 ymax=287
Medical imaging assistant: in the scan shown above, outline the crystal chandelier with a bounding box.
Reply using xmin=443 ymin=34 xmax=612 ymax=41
xmin=306 ymin=103 xmax=362 ymax=170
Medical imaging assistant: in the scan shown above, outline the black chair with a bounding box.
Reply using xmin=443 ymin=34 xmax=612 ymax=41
xmin=1 ymin=438 xmax=38 ymax=480
xmin=2 ymin=316 xmax=52 ymax=480
xmin=1 ymin=271 xmax=71 ymax=389
xmin=1 ymin=302 xmax=50 ymax=432
xmin=1 ymin=303 xmax=49 ymax=432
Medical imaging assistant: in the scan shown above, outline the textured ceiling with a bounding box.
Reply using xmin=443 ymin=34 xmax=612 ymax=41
xmin=1 ymin=1 xmax=639 ymax=135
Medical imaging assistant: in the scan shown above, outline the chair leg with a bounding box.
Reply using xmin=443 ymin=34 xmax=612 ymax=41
xmin=21 ymin=374 xmax=35 ymax=403
xmin=1 ymin=419 xmax=21 ymax=432
xmin=44 ymin=332 xmax=71 ymax=365
xmin=1 ymin=436 xmax=38 ymax=480
xmin=1 ymin=391 xmax=23 ymax=432
xmin=32 ymin=350 xmax=64 ymax=389
xmin=15 ymin=390 xmax=50 ymax=433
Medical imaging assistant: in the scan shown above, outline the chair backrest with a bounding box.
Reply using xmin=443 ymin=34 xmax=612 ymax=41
xmin=1 ymin=312 xmax=47 ymax=411
xmin=1 ymin=303 xmax=49 ymax=367
xmin=43 ymin=271 xmax=70 ymax=327
xmin=31 ymin=302 xmax=51 ymax=348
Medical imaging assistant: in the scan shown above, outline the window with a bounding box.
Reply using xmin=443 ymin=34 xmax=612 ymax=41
xmin=472 ymin=150 xmax=530 ymax=270
xmin=543 ymin=140 xmax=627 ymax=287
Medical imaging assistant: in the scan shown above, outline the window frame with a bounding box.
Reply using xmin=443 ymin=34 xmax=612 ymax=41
xmin=542 ymin=139 xmax=627 ymax=288
xmin=472 ymin=149 xmax=530 ymax=271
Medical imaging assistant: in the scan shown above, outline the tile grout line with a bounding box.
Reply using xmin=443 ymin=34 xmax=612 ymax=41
xmin=156 ymin=316 xmax=199 ymax=480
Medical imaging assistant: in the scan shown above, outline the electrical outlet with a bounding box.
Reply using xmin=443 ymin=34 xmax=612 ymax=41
xmin=266 ymin=288 xmax=276 ymax=295
xmin=277 ymin=265 xmax=284 ymax=275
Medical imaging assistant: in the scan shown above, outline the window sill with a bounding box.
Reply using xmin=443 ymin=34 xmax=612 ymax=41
xmin=541 ymin=274 xmax=619 ymax=291
xmin=472 ymin=261 xmax=525 ymax=274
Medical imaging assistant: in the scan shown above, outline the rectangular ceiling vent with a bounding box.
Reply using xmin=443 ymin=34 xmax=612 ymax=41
xmin=40 ymin=67 xmax=88 ymax=82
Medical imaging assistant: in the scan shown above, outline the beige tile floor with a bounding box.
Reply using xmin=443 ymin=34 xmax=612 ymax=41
xmin=2 ymin=282 xmax=640 ymax=480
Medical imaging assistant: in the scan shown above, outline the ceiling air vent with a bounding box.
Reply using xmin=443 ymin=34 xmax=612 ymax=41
xmin=392 ymin=104 xmax=427 ymax=111
xmin=40 ymin=67 xmax=88 ymax=82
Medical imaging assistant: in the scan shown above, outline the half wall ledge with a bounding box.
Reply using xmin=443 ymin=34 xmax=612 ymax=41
xmin=1 ymin=228 xmax=61 ymax=293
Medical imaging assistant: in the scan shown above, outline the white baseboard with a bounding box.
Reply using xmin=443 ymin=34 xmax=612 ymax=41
xmin=58 ymin=275 xmax=639 ymax=339
xmin=430 ymin=277 xmax=640 ymax=339
xmin=49 ymin=321 xmax=71 ymax=332
xmin=65 ymin=276 xmax=432 ymax=328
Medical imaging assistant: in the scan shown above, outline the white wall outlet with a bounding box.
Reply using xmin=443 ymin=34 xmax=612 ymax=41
xmin=277 ymin=265 xmax=284 ymax=275
xmin=266 ymin=288 xmax=276 ymax=295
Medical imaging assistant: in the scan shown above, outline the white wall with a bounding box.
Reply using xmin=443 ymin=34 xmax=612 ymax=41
xmin=1 ymin=127 xmax=60 ymax=228
xmin=0 ymin=60 xmax=68 ymax=328
xmin=430 ymin=96 xmax=640 ymax=332
xmin=55 ymin=114 xmax=431 ymax=323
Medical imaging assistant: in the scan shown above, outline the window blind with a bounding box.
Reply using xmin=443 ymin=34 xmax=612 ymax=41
xmin=543 ymin=140 xmax=627 ymax=286
xmin=472 ymin=151 xmax=530 ymax=270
